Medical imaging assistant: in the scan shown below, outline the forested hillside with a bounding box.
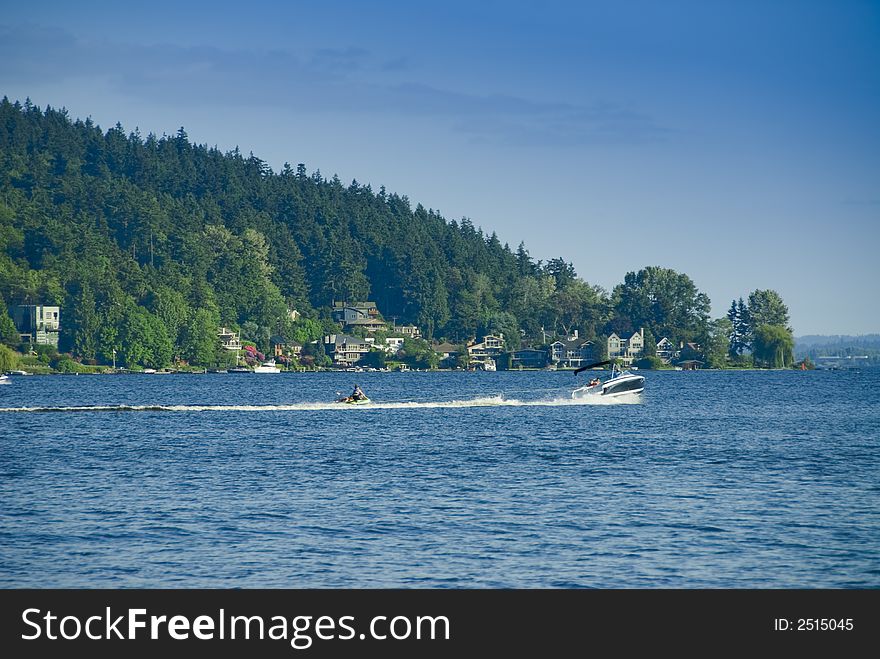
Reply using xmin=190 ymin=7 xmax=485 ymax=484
xmin=0 ymin=97 xmax=786 ymax=368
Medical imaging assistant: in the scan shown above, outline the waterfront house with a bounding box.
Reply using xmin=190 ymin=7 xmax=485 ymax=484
xmin=467 ymin=334 xmax=505 ymax=367
xmin=655 ymin=337 xmax=675 ymax=363
xmin=273 ymin=339 xmax=302 ymax=359
xmin=393 ymin=324 xmax=421 ymax=339
xmin=510 ymin=348 xmax=549 ymax=369
xmin=331 ymin=301 xmax=392 ymax=333
xmin=218 ymin=327 xmax=242 ymax=351
xmin=331 ymin=301 xmax=379 ymax=324
xmin=323 ymin=334 xmax=370 ymax=367
xmin=12 ymin=304 xmax=60 ymax=347
xmin=342 ymin=317 xmax=388 ymax=333
xmin=382 ymin=337 xmax=405 ymax=354
xmin=550 ymin=330 xmax=596 ymax=368
xmin=433 ymin=342 xmax=460 ymax=367
xmin=607 ymin=329 xmax=645 ymax=366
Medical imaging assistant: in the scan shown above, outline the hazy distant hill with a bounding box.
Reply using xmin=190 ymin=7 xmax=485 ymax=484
xmin=794 ymin=334 xmax=880 ymax=359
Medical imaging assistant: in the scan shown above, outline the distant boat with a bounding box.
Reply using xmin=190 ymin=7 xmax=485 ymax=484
xmin=0 ymin=374 xmax=9 ymax=384
xmin=253 ymin=359 xmax=281 ymax=374
xmin=7 ymin=370 xmax=30 ymax=376
xmin=483 ymin=359 xmax=497 ymax=372
xmin=228 ymin=366 xmax=252 ymax=373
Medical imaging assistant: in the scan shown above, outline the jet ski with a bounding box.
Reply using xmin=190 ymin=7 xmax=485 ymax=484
xmin=572 ymin=360 xmax=644 ymax=399
xmin=337 ymin=386 xmax=371 ymax=405
xmin=337 ymin=396 xmax=371 ymax=405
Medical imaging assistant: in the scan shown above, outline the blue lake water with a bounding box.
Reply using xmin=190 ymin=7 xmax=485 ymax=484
xmin=1 ymin=369 xmax=878 ymax=588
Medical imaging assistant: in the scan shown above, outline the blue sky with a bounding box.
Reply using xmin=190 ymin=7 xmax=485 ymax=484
xmin=1 ymin=0 xmax=878 ymax=334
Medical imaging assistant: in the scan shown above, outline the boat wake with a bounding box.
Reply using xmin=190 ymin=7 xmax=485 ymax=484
xmin=0 ymin=393 xmax=640 ymax=413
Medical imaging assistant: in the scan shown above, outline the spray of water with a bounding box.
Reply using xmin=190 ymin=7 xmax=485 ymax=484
xmin=0 ymin=393 xmax=641 ymax=413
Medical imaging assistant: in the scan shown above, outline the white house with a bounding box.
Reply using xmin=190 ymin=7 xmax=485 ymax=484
xmin=607 ymin=328 xmax=645 ymax=366
xmin=655 ymin=337 xmax=675 ymax=363
xmin=467 ymin=334 xmax=504 ymax=366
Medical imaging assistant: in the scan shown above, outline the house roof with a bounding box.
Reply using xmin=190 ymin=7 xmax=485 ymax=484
xmin=325 ymin=334 xmax=368 ymax=346
xmin=332 ymin=301 xmax=376 ymax=309
xmin=433 ymin=342 xmax=459 ymax=353
xmin=552 ymin=338 xmax=593 ymax=350
xmin=344 ymin=318 xmax=387 ymax=326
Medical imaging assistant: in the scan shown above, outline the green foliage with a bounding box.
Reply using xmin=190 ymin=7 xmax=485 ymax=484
xmin=52 ymin=354 xmax=87 ymax=373
xmin=289 ymin=318 xmax=324 ymax=345
xmin=727 ymin=298 xmax=750 ymax=356
xmin=181 ymin=308 xmax=221 ymax=366
xmin=612 ymin=266 xmax=710 ymax=344
xmin=752 ymin=324 xmax=794 ymax=368
xmin=300 ymin=339 xmax=332 ymax=368
xmin=118 ymin=302 xmax=173 ymax=368
xmin=0 ymin=298 xmax=19 ymax=346
xmin=747 ymin=290 xmax=790 ymax=332
xmin=0 ymin=344 xmax=19 ymax=371
xmin=729 ymin=353 xmax=754 ymax=368
xmin=641 ymin=327 xmax=656 ymax=357
xmin=397 ymin=337 xmax=439 ymax=369
xmin=701 ymin=317 xmax=732 ymax=369
xmin=358 ymin=349 xmax=387 ymax=369
xmin=0 ymin=98 xmax=793 ymax=364
xmin=632 ymin=355 xmax=664 ymax=369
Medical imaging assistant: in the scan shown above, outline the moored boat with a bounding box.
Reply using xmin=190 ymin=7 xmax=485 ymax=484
xmin=254 ymin=359 xmax=281 ymax=374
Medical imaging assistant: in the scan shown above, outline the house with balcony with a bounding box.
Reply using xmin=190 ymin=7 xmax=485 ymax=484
xmin=343 ymin=317 xmax=388 ymax=333
xmin=549 ymin=330 xmax=596 ymax=368
xmin=467 ymin=334 xmax=505 ymax=367
xmin=12 ymin=304 xmax=60 ymax=347
xmin=332 ymin=301 xmax=379 ymax=324
xmin=607 ymin=329 xmax=645 ymax=366
xmin=393 ymin=324 xmax=421 ymax=339
xmin=655 ymin=337 xmax=675 ymax=363
xmin=381 ymin=337 xmax=405 ymax=354
xmin=331 ymin=301 xmax=391 ymax=333
xmin=218 ymin=327 xmax=242 ymax=351
xmin=323 ymin=334 xmax=371 ymax=367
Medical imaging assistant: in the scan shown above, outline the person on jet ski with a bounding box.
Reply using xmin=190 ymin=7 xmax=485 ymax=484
xmin=351 ymin=384 xmax=367 ymax=401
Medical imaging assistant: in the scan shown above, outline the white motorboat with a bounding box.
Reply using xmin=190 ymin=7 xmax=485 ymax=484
xmin=0 ymin=374 xmax=9 ymax=384
xmin=253 ymin=359 xmax=281 ymax=373
xmin=572 ymin=360 xmax=645 ymax=399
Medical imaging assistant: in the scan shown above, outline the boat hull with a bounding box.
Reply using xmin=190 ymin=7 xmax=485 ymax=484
xmin=572 ymin=373 xmax=645 ymax=399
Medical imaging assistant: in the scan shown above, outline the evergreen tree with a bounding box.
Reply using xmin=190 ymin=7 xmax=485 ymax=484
xmin=0 ymin=297 xmax=19 ymax=346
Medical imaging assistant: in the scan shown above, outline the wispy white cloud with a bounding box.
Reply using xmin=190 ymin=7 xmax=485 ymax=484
xmin=0 ymin=22 xmax=669 ymax=146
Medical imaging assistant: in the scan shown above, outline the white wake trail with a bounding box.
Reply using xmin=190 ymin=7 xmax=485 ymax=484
xmin=0 ymin=393 xmax=640 ymax=413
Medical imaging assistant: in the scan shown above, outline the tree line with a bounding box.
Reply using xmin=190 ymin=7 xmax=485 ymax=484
xmin=0 ymin=98 xmax=793 ymax=368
